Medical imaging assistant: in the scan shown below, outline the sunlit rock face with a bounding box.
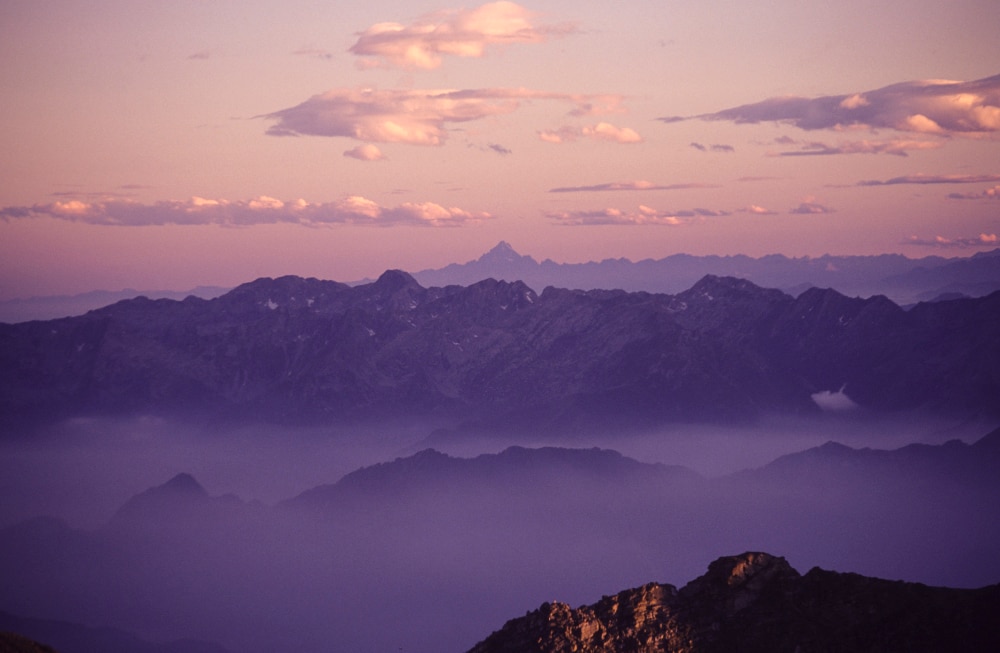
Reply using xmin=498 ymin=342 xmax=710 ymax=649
xmin=467 ymin=552 xmax=1000 ymax=653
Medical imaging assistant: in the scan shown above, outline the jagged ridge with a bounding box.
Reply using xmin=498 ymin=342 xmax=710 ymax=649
xmin=467 ymin=552 xmax=1000 ymax=653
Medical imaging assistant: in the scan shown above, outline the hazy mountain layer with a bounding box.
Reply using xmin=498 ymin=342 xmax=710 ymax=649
xmin=466 ymin=551 xmax=1000 ymax=653
xmin=1 ymin=433 xmax=997 ymax=653
xmin=412 ymin=241 xmax=1000 ymax=304
xmin=2 ymin=272 xmax=998 ymax=431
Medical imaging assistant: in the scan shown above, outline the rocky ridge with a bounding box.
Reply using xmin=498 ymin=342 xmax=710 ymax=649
xmin=467 ymin=552 xmax=1000 ymax=653
xmin=1 ymin=271 xmax=998 ymax=430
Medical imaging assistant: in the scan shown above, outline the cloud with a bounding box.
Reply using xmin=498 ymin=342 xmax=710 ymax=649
xmin=548 ymin=180 xmax=715 ymax=193
xmin=770 ymin=138 xmax=944 ymax=157
xmin=0 ymin=196 xmax=491 ymax=228
xmin=811 ymin=387 xmax=859 ymax=412
xmin=343 ymin=144 xmax=387 ymax=161
xmin=672 ymin=73 xmax=1000 ymax=136
xmin=293 ymin=47 xmax=335 ymax=61
xmin=262 ymin=87 xmax=624 ymax=145
xmin=187 ymin=50 xmax=212 ymax=60
xmin=488 ymin=143 xmax=512 ymax=155
xmin=857 ymin=173 xmax=1000 ymax=186
xmin=740 ymin=204 xmax=779 ymax=215
xmin=546 ymin=205 xmax=689 ymax=226
xmin=349 ymin=1 xmax=577 ymax=69
xmin=947 ymin=185 xmax=1000 ymax=200
xmin=789 ymin=201 xmax=834 ymax=214
xmin=690 ymin=142 xmax=734 ymax=153
xmin=538 ymin=122 xmax=642 ymax=144
xmin=903 ymin=233 xmax=999 ymax=248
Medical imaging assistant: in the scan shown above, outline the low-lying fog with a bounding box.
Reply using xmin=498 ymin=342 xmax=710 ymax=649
xmin=1 ymin=412 xmax=997 ymax=653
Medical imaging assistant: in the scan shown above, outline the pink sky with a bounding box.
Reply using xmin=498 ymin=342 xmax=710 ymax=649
xmin=1 ymin=0 xmax=998 ymax=299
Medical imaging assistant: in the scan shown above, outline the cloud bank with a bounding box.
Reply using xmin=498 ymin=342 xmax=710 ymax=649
xmin=771 ymin=138 xmax=944 ymax=157
xmin=349 ymin=1 xmax=577 ymax=69
xmin=0 ymin=197 xmax=492 ymax=227
xmin=262 ymin=87 xmax=624 ymax=145
xmin=674 ymin=73 xmax=1000 ymax=136
xmin=857 ymin=173 xmax=1000 ymax=187
xmin=546 ymin=205 xmax=732 ymax=225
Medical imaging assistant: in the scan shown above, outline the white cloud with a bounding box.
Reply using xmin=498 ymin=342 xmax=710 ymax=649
xmin=0 ymin=196 xmax=492 ymax=227
xmin=811 ymin=387 xmax=859 ymax=412
xmin=349 ymin=1 xmax=577 ymax=69
xmin=546 ymin=205 xmax=698 ymax=226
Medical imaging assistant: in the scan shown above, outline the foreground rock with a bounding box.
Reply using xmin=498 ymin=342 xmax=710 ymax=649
xmin=467 ymin=552 xmax=1000 ymax=653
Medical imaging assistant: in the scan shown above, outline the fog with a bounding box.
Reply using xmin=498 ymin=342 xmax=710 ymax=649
xmin=1 ymin=413 xmax=998 ymax=653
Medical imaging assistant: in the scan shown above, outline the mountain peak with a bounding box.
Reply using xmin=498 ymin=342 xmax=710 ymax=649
xmin=477 ymin=241 xmax=534 ymax=266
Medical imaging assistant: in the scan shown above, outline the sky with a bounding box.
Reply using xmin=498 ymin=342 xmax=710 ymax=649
xmin=1 ymin=0 xmax=998 ymax=300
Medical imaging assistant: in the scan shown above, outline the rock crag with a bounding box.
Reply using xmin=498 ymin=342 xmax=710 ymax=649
xmin=467 ymin=552 xmax=1000 ymax=653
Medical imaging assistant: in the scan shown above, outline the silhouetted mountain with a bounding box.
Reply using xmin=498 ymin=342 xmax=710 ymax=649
xmin=2 ymin=272 xmax=998 ymax=431
xmin=411 ymin=242 xmax=1000 ymax=304
xmin=1 ymin=435 xmax=998 ymax=653
xmin=0 ymin=286 xmax=229 ymax=324
xmin=0 ymin=611 xmax=230 ymax=653
xmin=466 ymin=551 xmax=1000 ymax=653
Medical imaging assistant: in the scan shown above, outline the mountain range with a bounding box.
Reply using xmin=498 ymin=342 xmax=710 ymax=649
xmin=2 ymin=432 xmax=997 ymax=652
xmin=2 ymin=270 xmax=998 ymax=431
xmin=4 ymin=243 xmax=999 ymax=324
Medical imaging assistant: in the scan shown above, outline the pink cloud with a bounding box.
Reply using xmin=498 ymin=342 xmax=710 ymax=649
xmin=546 ymin=205 xmax=688 ymax=226
xmin=349 ymin=1 xmax=577 ymax=69
xmin=741 ymin=204 xmax=779 ymax=215
xmin=262 ymin=87 xmax=625 ymax=145
xmin=903 ymin=233 xmax=999 ymax=248
xmin=539 ymin=122 xmax=643 ymax=144
xmin=947 ymin=185 xmax=1000 ymax=200
xmin=770 ymin=138 xmax=944 ymax=157
xmin=789 ymin=201 xmax=835 ymax=214
xmin=672 ymin=73 xmax=1000 ymax=136
xmin=0 ymin=196 xmax=492 ymax=227
xmin=343 ymin=144 xmax=387 ymax=161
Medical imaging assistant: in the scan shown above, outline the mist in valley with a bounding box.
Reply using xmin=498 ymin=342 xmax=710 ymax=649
xmin=2 ymin=411 xmax=998 ymax=653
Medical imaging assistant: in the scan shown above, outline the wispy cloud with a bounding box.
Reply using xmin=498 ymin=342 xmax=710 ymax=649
xmin=293 ymin=47 xmax=335 ymax=61
xmin=187 ymin=50 xmax=212 ymax=60
xmin=548 ymin=180 xmax=715 ymax=193
xmin=538 ymin=122 xmax=642 ymax=144
xmin=261 ymin=87 xmax=624 ymax=146
xmin=948 ymin=185 xmax=1000 ymax=200
xmin=690 ymin=142 xmax=735 ymax=153
xmin=740 ymin=204 xmax=779 ymax=215
xmin=349 ymin=1 xmax=577 ymax=70
xmin=789 ymin=200 xmax=835 ymax=214
xmin=0 ymin=197 xmax=491 ymax=227
xmin=546 ymin=206 xmax=689 ymax=226
xmin=343 ymin=144 xmax=387 ymax=161
xmin=903 ymin=233 xmax=999 ymax=248
xmin=487 ymin=143 xmax=512 ymax=155
xmin=667 ymin=73 xmax=1000 ymax=136
xmin=769 ymin=138 xmax=944 ymax=157
xmin=857 ymin=173 xmax=1000 ymax=186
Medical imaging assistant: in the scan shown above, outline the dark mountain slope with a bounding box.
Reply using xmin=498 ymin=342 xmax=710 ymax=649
xmin=3 ymin=272 xmax=998 ymax=431
xmin=467 ymin=551 xmax=1000 ymax=653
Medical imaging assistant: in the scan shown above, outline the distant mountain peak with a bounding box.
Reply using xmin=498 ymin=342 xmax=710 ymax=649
xmin=477 ymin=241 xmax=536 ymax=266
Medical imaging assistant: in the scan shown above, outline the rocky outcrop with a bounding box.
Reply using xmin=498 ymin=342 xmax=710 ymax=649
xmin=467 ymin=552 xmax=1000 ymax=653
